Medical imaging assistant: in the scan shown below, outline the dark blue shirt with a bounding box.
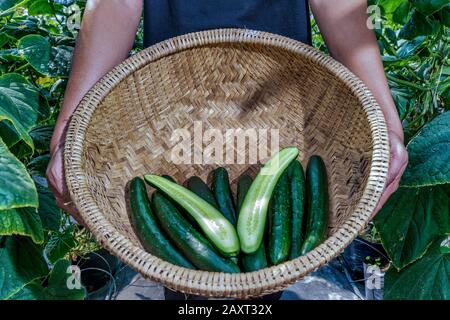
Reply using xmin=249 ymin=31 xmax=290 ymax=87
xmin=143 ymin=0 xmax=311 ymax=47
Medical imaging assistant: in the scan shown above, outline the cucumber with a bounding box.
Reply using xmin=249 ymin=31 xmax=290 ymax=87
xmin=237 ymin=147 xmax=299 ymax=254
xmin=300 ymin=156 xmax=328 ymax=255
xmin=237 ymin=174 xmax=268 ymax=272
xmin=144 ymin=174 xmax=240 ymax=256
xmin=128 ymin=177 xmax=194 ymax=269
xmin=161 ymin=175 xmax=176 ymax=182
xmin=242 ymin=244 xmax=268 ymax=272
xmin=287 ymin=160 xmax=306 ymax=259
xmin=152 ymin=192 xmax=240 ymax=273
xmin=185 ymin=176 xmax=219 ymax=209
xmin=212 ymin=167 xmax=237 ymax=225
xmin=237 ymin=174 xmax=253 ymax=212
xmin=165 ymin=175 xmax=200 ymax=227
xmin=268 ymin=170 xmax=291 ymax=265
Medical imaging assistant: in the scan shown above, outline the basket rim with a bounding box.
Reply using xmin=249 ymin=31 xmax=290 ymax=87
xmin=64 ymin=28 xmax=390 ymax=298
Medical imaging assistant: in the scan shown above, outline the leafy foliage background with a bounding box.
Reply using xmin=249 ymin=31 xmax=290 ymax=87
xmin=0 ymin=0 xmax=449 ymax=300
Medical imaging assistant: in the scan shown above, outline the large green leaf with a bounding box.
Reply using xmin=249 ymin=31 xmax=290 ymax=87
xmin=11 ymin=260 xmax=86 ymax=300
xmin=36 ymin=182 xmax=61 ymax=232
xmin=0 ymin=236 xmax=48 ymax=300
xmin=17 ymin=35 xmax=51 ymax=75
xmin=385 ymin=237 xmax=450 ymax=300
xmin=411 ymin=0 xmax=449 ymax=15
xmin=0 ymin=208 xmax=44 ymax=243
xmin=0 ymin=137 xmax=38 ymax=210
xmin=399 ymin=9 xmax=440 ymax=39
xmin=374 ymin=186 xmax=449 ymax=269
xmin=402 ymin=111 xmax=450 ymax=187
xmin=18 ymin=35 xmax=73 ymax=77
xmin=0 ymin=73 xmax=41 ymax=147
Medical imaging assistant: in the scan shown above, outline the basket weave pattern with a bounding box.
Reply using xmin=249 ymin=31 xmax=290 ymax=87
xmin=64 ymin=29 xmax=389 ymax=298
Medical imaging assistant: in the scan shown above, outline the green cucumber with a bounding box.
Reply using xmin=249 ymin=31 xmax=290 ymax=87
xmin=144 ymin=175 xmax=240 ymax=256
xmin=185 ymin=176 xmax=219 ymax=209
xmin=237 ymin=174 xmax=268 ymax=272
xmin=128 ymin=177 xmax=194 ymax=269
xmin=237 ymin=147 xmax=299 ymax=254
xmin=287 ymin=160 xmax=306 ymax=259
xmin=300 ymin=156 xmax=328 ymax=255
xmin=165 ymin=175 xmax=200 ymax=227
xmin=237 ymin=175 xmax=253 ymax=211
xmin=268 ymin=170 xmax=291 ymax=265
xmin=161 ymin=175 xmax=176 ymax=182
xmin=212 ymin=167 xmax=237 ymax=225
xmin=242 ymin=244 xmax=268 ymax=272
xmin=152 ymin=192 xmax=240 ymax=273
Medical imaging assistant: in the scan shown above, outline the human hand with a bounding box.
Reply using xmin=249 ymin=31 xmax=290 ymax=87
xmin=373 ymin=130 xmax=408 ymax=215
xmin=46 ymin=139 xmax=85 ymax=226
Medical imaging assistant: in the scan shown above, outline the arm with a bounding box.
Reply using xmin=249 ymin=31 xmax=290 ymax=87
xmin=47 ymin=0 xmax=142 ymax=222
xmin=310 ymin=0 xmax=408 ymax=213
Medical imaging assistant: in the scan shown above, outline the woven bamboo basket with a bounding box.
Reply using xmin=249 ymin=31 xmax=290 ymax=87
xmin=64 ymin=29 xmax=390 ymax=298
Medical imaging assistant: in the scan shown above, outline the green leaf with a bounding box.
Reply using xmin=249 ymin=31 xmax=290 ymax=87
xmin=375 ymin=186 xmax=449 ymax=269
xmin=17 ymin=35 xmax=51 ymax=75
xmin=402 ymin=111 xmax=450 ymax=187
xmin=0 ymin=73 xmax=41 ymax=148
xmin=0 ymin=0 xmax=19 ymax=10
xmin=0 ymin=48 xmax=21 ymax=61
xmin=0 ymin=33 xmax=9 ymax=48
xmin=411 ymin=0 xmax=449 ymax=15
xmin=377 ymin=0 xmax=407 ymax=15
xmin=385 ymin=237 xmax=450 ymax=300
xmin=399 ymin=9 xmax=440 ymax=39
xmin=437 ymin=4 xmax=450 ymax=27
xmin=397 ymin=36 xmax=426 ymax=58
xmin=29 ymin=124 xmax=54 ymax=152
xmin=11 ymin=260 xmax=86 ymax=300
xmin=28 ymin=154 xmax=50 ymax=176
xmin=49 ymin=45 xmax=73 ymax=77
xmin=0 ymin=137 xmax=38 ymax=210
xmin=391 ymin=87 xmax=413 ymax=120
xmin=27 ymin=0 xmax=54 ymax=15
xmin=36 ymin=182 xmax=61 ymax=232
xmin=0 ymin=208 xmax=44 ymax=243
xmin=393 ymin=0 xmax=412 ymax=25
xmin=18 ymin=35 xmax=73 ymax=77
xmin=8 ymin=139 xmax=32 ymax=159
xmin=45 ymin=228 xmax=76 ymax=263
xmin=384 ymin=28 xmax=397 ymax=44
xmin=0 ymin=121 xmax=20 ymax=147
xmin=0 ymin=236 xmax=48 ymax=300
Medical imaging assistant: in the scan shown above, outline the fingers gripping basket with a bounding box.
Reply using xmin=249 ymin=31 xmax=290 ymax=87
xmin=64 ymin=29 xmax=390 ymax=298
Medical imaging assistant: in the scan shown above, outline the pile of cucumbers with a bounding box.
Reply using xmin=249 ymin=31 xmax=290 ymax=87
xmin=128 ymin=147 xmax=328 ymax=273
